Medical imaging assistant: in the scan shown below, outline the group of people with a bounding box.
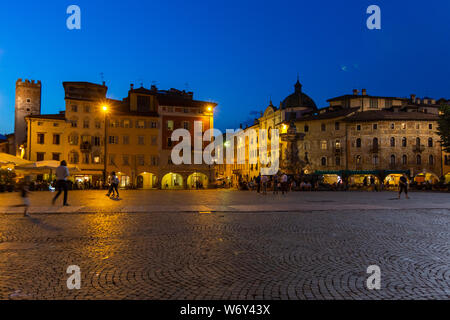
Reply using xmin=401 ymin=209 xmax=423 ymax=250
xmin=253 ymin=173 xmax=290 ymax=195
xmin=13 ymin=161 xmax=121 ymax=217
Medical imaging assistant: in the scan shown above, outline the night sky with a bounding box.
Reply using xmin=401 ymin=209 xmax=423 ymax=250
xmin=0 ymin=0 xmax=449 ymax=133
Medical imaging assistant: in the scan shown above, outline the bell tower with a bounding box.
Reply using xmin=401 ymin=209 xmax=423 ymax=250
xmin=14 ymin=79 xmax=41 ymax=156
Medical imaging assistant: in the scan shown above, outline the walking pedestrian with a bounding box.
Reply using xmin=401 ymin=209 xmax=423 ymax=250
xmin=52 ymin=160 xmax=70 ymax=206
xmin=256 ymin=174 xmax=261 ymax=193
xmin=398 ymin=174 xmax=409 ymax=199
xmin=273 ymin=175 xmax=279 ymax=194
xmin=11 ymin=177 xmax=31 ymax=217
xmin=106 ymin=172 xmax=120 ymax=198
xmin=261 ymin=175 xmax=268 ymax=194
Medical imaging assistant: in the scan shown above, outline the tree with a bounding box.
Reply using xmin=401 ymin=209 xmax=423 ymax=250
xmin=437 ymin=104 xmax=450 ymax=153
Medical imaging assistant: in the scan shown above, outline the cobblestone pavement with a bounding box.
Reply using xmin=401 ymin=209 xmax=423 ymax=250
xmin=0 ymin=189 xmax=449 ymax=214
xmin=0 ymin=191 xmax=448 ymax=300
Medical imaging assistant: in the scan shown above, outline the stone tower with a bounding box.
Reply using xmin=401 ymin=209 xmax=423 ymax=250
xmin=14 ymin=79 xmax=41 ymax=156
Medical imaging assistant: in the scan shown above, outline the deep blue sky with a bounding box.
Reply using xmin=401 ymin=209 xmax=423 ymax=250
xmin=0 ymin=0 xmax=449 ymax=133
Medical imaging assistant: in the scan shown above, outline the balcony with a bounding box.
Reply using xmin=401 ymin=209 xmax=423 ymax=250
xmin=413 ymin=145 xmax=425 ymax=153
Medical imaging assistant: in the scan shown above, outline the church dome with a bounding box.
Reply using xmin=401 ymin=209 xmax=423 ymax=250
xmin=281 ymin=79 xmax=317 ymax=111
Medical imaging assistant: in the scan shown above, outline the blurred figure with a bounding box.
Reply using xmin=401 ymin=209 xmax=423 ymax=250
xmin=398 ymin=174 xmax=409 ymax=199
xmin=52 ymin=160 xmax=70 ymax=206
xmin=106 ymin=171 xmax=120 ymax=198
xmin=12 ymin=177 xmax=31 ymax=217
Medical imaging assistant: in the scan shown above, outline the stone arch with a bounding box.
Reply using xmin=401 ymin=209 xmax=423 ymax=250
xmin=187 ymin=172 xmax=209 ymax=189
xmin=137 ymin=171 xmax=158 ymax=189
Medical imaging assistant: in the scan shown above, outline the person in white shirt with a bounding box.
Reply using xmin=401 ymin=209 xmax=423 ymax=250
xmin=52 ymin=160 xmax=70 ymax=206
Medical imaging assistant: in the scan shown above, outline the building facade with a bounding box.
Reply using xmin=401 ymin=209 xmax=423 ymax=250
xmin=221 ymin=84 xmax=447 ymax=187
xmin=24 ymin=80 xmax=217 ymax=189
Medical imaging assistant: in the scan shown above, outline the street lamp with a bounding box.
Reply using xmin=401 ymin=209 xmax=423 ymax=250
xmin=206 ymin=105 xmax=214 ymax=184
xmin=102 ymin=104 xmax=108 ymax=187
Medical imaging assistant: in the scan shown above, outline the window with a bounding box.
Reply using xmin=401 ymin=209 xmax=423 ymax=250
xmin=416 ymin=155 xmax=421 ymax=165
xmin=401 ymin=123 xmax=406 ymax=130
xmin=321 ymin=157 xmax=327 ymax=166
xmin=124 ymin=120 xmax=131 ymax=128
xmin=123 ymin=155 xmax=129 ymax=166
xmin=429 ymin=155 xmax=434 ymax=165
xmin=321 ymin=123 xmax=326 ymax=131
xmin=69 ymin=151 xmax=79 ymax=164
xmin=151 ymin=136 xmax=157 ymax=146
xmin=356 ymin=124 xmax=361 ymax=131
xmin=137 ymin=155 xmax=145 ymax=166
xmin=402 ymin=137 xmax=407 ymax=147
xmin=93 ymin=155 xmax=101 ymax=164
xmin=428 ymin=138 xmax=433 ymax=147
xmin=123 ymin=136 xmax=129 ymax=145
xmin=53 ymin=134 xmax=60 ymax=145
xmin=372 ymin=155 xmax=379 ymax=165
xmin=304 ymin=125 xmax=309 ymax=132
xmin=109 ymin=154 xmax=116 ymax=165
xmin=373 ymin=138 xmax=378 ymax=147
xmin=356 ymin=138 xmax=361 ymax=148
xmin=84 ymin=105 xmax=90 ymax=113
xmin=95 ymin=121 xmax=101 ymax=129
xmin=429 ymin=123 xmax=433 ymax=130
xmin=370 ymin=99 xmax=378 ymax=108
xmin=385 ymin=100 xmax=392 ymax=108
xmin=445 ymin=155 xmax=449 ymax=166
xmin=356 ymin=155 xmax=362 ymax=165
xmin=167 ymin=137 xmax=172 ymax=147
xmin=82 ymin=153 xmax=90 ymax=164
xmin=109 ymin=136 xmax=119 ymax=144
xmin=83 ymin=120 xmax=90 ymax=129
xmin=167 ymin=120 xmax=174 ymax=131
xmin=53 ymin=123 xmax=59 ymax=127
xmin=402 ymin=155 xmax=407 ymax=165
xmin=151 ymin=156 xmax=159 ymax=166
xmin=390 ymin=123 xmax=395 ymax=129
xmin=151 ymin=121 xmax=157 ymax=128
xmin=71 ymin=120 xmax=78 ymax=128
xmin=183 ymin=121 xmax=190 ymax=130
xmin=390 ymin=137 xmax=395 ymax=147
xmin=110 ymin=120 xmax=120 ymax=128
xmin=390 ymin=155 xmax=396 ymax=166
xmin=321 ymin=140 xmax=327 ymax=150
xmin=71 ymin=105 xmax=78 ymax=112
xmin=416 ymin=123 xmax=420 ymax=130
xmin=138 ymin=136 xmax=145 ymax=145
xmin=37 ymin=133 xmax=45 ymax=144
xmin=69 ymin=134 xmax=79 ymax=145
xmin=93 ymin=136 xmax=101 ymax=146
xmin=335 ymin=139 xmax=341 ymax=149
xmin=335 ymin=122 xmax=340 ymax=130
xmin=373 ymin=124 xmax=378 ymax=130
xmin=335 ymin=156 xmax=341 ymax=166
xmin=416 ymin=137 xmax=421 ymax=146
xmin=26 ymin=98 xmax=31 ymax=103
xmin=36 ymin=152 xmax=45 ymax=161
xmin=37 ymin=122 xmax=43 ymax=126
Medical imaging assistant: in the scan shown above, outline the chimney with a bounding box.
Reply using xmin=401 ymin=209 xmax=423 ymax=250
xmin=361 ymin=89 xmax=367 ymax=96
xmin=353 ymin=89 xmax=359 ymax=95
xmin=411 ymin=94 xmax=416 ymax=103
xmin=130 ymin=83 xmax=134 ymax=90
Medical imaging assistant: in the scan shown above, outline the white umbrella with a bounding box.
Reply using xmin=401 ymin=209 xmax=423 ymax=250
xmin=0 ymin=152 xmax=32 ymax=166
xmin=15 ymin=160 xmax=81 ymax=173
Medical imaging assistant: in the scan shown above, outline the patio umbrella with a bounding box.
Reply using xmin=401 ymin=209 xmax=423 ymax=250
xmin=0 ymin=152 xmax=32 ymax=166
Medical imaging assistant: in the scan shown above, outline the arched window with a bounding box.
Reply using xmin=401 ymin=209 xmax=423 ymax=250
xmin=321 ymin=157 xmax=327 ymax=166
xmin=390 ymin=137 xmax=395 ymax=147
xmin=390 ymin=155 xmax=396 ymax=166
xmin=372 ymin=155 xmax=379 ymax=165
xmin=429 ymin=155 xmax=434 ymax=165
xmin=335 ymin=156 xmax=341 ymax=166
xmin=356 ymin=138 xmax=361 ymax=148
xmin=356 ymin=155 xmax=362 ymax=165
xmin=428 ymin=138 xmax=433 ymax=147
xmin=402 ymin=137 xmax=407 ymax=147
xmin=373 ymin=138 xmax=378 ymax=147
xmin=416 ymin=155 xmax=421 ymax=165
xmin=402 ymin=155 xmax=407 ymax=165
xmin=416 ymin=137 xmax=421 ymax=146
xmin=304 ymin=125 xmax=309 ymax=132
